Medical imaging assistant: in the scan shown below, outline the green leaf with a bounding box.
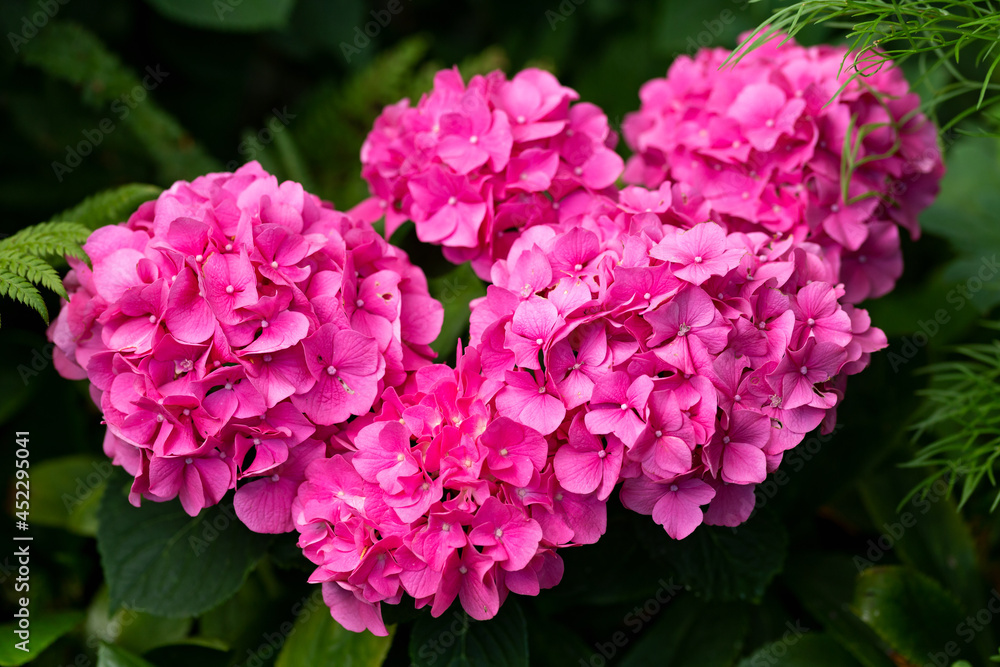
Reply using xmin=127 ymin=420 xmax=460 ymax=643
xmin=144 ymin=0 xmax=296 ymax=32
xmin=198 ymin=572 xmax=270 ymax=649
xmin=0 ymin=268 xmax=49 ymax=324
xmin=919 ymin=135 xmax=1000 ymax=313
xmin=97 ymin=643 xmax=156 ymax=667
xmin=1 ymin=221 xmax=89 ymax=260
xmin=428 ymin=262 xmax=487 ymax=358
xmin=27 ymin=455 xmax=110 ymax=536
xmin=782 ymin=552 xmax=896 ymax=667
xmin=737 ymin=633 xmax=863 ymax=667
xmin=0 ymin=253 xmax=68 ymax=299
xmin=636 ymin=510 xmax=788 ymax=602
xmin=54 ymin=184 xmax=163 ymax=231
xmin=409 ymin=601 xmax=528 ymax=667
xmin=86 ymin=586 xmax=192 ymax=656
xmin=853 ymin=566 xmax=974 ymax=666
xmin=142 ymin=641 xmax=231 ymax=666
xmin=274 ymin=601 xmax=394 ymax=667
xmin=0 ymin=610 xmax=85 ymax=666
xmin=857 ymin=467 xmax=982 ymax=625
xmin=96 ymin=472 xmax=271 ymax=618
xmin=619 ymin=597 xmax=749 ymax=667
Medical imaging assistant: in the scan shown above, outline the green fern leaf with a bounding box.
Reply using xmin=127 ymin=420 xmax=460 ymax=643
xmin=0 ymin=253 xmax=68 ymax=301
xmin=54 ymin=184 xmax=162 ymax=231
xmin=0 ymin=268 xmax=49 ymax=324
xmin=1 ymin=222 xmax=90 ymax=261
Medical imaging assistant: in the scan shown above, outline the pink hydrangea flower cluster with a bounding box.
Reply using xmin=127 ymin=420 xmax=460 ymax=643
xmin=355 ymin=67 xmax=624 ymax=278
xmin=293 ymin=347 xmax=604 ymax=635
xmin=622 ymin=33 xmax=944 ymax=304
xmin=48 ymin=162 xmax=443 ymax=522
xmin=468 ymin=188 xmax=886 ymax=540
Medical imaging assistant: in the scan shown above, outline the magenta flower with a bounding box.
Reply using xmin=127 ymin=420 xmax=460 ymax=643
xmin=294 ymin=325 xmax=383 ymax=426
xmin=495 ymin=369 xmax=566 ymax=436
xmin=554 ymin=414 xmax=623 ymax=500
xmin=651 ymin=223 xmax=745 ymax=285
xmin=621 ymin=476 xmax=716 ymax=540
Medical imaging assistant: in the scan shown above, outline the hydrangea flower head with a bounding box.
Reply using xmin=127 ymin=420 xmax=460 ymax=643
xmin=292 ymin=347 xmax=605 ymax=635
xmin=622 ymin=32 xmax=944 ymax=303
xmin=357 ymin=67 xmax=624 ymax=278
xmin=48 ymin=162 xmax=443 ymax=522
xmin=467 ymin=189 xmax=887 ymax=541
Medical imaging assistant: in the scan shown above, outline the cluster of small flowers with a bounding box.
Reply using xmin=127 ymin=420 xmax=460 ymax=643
xmin=468 ymin=188 xmax=886 ymax=540
xmin=293 ymin=348 xmax=603 ymax=635
xmin=355 ymin=67 xmax=624 ymax=278
xmin=622 ymin=33 xmax=944 ymax=304
xmin=48 ymin=162 xmax=443 ymax=522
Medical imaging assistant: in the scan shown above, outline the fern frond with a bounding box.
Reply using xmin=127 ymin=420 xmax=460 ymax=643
xmin=0 ymin=252 xmax=68 ymax=301
xmin=0 ymin=268 xmax=49 ymax=324
xmin=0 ymin=222 xmax=90 ymax=261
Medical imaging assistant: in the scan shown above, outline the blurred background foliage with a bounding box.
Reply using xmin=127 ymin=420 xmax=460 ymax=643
xmin=1 ymin=1 xmax=1000 ymax=666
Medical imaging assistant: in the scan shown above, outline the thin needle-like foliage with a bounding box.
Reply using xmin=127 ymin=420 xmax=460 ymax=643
xmin=905 ymin=323 xmax=1000 ymax=512
xmin=729 ymin=0 xmax=1000 ymax=132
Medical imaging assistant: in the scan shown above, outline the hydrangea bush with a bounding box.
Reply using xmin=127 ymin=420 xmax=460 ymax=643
xmin=46 ymin=33 xmax=945 ymax=641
